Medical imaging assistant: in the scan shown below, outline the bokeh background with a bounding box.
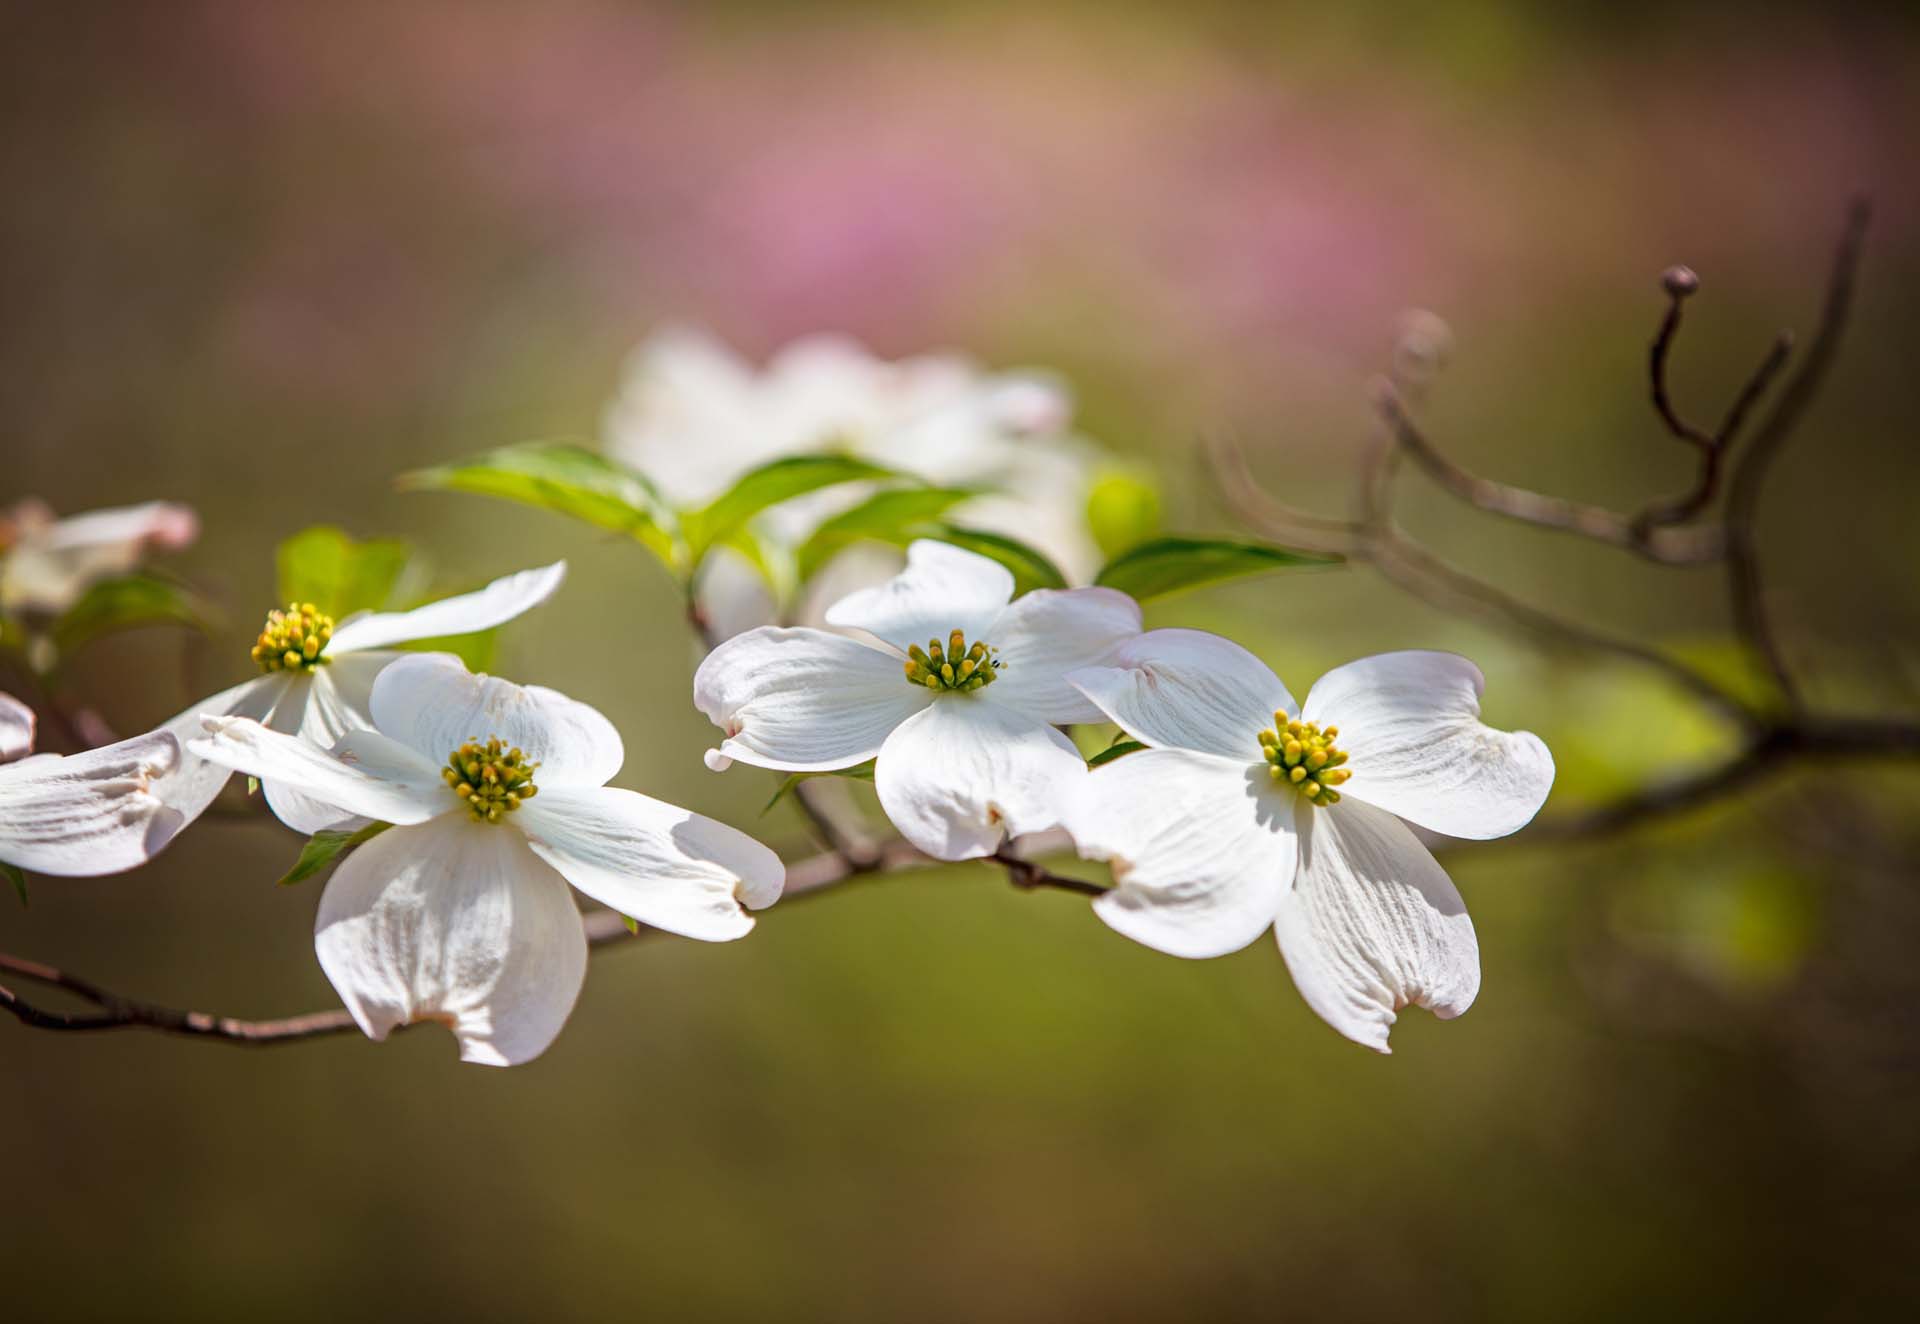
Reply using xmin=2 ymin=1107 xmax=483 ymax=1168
xmin=5 ymin=2 xmax=1919 ymax=1319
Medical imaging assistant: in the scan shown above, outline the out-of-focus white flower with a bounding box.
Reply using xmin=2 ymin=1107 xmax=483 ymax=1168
xmin=696 ymin=540 xmax=1139 ymax=860
xmin=153 ymin=562 xmax=566 ymax=836
xmin=190 ymin=654 xmax=783 ymax=1066
xmin=1064 ymin=630 xmax=1554 ymax=1053
xmin=603 ymin=328 xmax=1105 ymax=616
xmin=0 ymin=690 xmax=184 ymax=877
xmin=0 ymin=499 xmax=199 ymax=615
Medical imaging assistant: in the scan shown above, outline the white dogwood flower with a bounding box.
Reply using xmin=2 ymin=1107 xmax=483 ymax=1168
xmin=153 ymin=562 xmax=566 ymax=836
xmin=696 ymin=539 xmax=1140 ymax=860
xmin=1064 ymin=630 xmax=1554 ymax=1053
xmin=0 ymin=690 xmax=184 ymax=876
xmin=605 ymin=328 xmax=1105 ymax=634
xmin=190 ymin=653 xmax=784 ymax=1066
xmin=0 ymin=498 xmax=199 ymax=615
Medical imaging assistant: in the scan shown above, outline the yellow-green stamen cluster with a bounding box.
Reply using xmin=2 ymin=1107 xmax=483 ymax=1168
xmin=443 ymin=736 xmax=540 ymax=823
xmin=1259 ymin=714 xmax=1352 ymax=805
xmin=904 ymin=629 xmax=1000 ymax=692
xmin=251 ymin=602 xmax=335 ymax=673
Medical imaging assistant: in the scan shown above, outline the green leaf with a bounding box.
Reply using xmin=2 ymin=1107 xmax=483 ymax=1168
xmin=1087 ymin=739 xmax=1146 ymax=768
xmin=399 ymin=443 xmax=678 ymax=566
xmin=1086 ymin=470 xmax=1163 ymax=560
xmin=278 ymin=822 xmax=390 ymax=887
xmin=762 ymin=761 xmax=876 ymax=814
xmin=1095 ymin=536 xmax=1340 ymax=601
xmin=794 ymin=486 xmax=978 ymax=582
xmin=928 ymin=526 xmax=1068 ymax=595
xmin=49 ymin=574 xmax=214 ymax=657
xmin=680 ymin=455 xmax=897 ymax=561
xmin=3 ymin=861 xmax=27 ymax=908
xmin=276 ymin=526 xmax=411 ymax=618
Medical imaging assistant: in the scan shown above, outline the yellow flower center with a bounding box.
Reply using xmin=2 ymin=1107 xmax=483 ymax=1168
xmin=442 ymin=736 xmax=540 ymax=823
xmin=903 ymin=628 xmax=1001 ymax=693
xmin=251 ymin=602 xmax=335 ymax=673
xmin=1258 ymin=714 xmax=1352 ymax=806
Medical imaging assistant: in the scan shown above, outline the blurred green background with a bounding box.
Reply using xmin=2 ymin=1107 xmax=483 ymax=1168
xmin=4 ymin=2 xmax=1919 ymax=1319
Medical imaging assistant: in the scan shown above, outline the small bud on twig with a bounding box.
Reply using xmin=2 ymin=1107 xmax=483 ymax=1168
xmin=1661 ymin=265 xmax=1700 ymax=298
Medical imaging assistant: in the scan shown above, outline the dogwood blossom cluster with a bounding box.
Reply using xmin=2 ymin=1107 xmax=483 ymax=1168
xmin=5 ymin=549 xmax=784 ymax=1065
xmin=10 ymin=339 xmax=1555 ymax=1068
xmin=695 ymin=543 xmax=1555 ymax=1051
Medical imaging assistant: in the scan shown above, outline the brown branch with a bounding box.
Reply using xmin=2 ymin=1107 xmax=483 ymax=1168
xmin=2 ymin=831 xmax=1101 ymax=1046
xmin=1207 ymin=429 xmax=1754 ymax=730
xmin=1205 ymin=200 xmax=1908 ymax=845
xmin=1514 ymin=715 xmax=1920 ymax=843
xmin=1373 ymin=382 xmax=1723 ymax=564
xmin=1723 ymin=199 xmax=1871 ymax=710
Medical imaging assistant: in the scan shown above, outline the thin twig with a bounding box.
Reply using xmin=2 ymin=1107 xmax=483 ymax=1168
xmin=1635 ymin=261 xmax=1798 ymax=531
xmin=1723 ymin=199 xmax=1871 ymax=710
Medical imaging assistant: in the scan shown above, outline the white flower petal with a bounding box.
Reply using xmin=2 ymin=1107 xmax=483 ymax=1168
xmin=518 ymin=786 xmax=783 ymax=940
xmin=985 ymin=587 xmax=1142 ymax=724
xmin=694 ymin=626 xmax=929 ymax=772
xmin=1068 ymin=628 xmax=1297 ymax=760
xmin=823 ymin=539 xmax=1013 ymax=650
xmin=1275 ymin=797 xmax=1480 ymax=1054
xmin=1301 ymin=651 xmax=1554 ymax=840
xmin=0 ymin=730 xmax=185 ymax=876
xmin=874 ymin=696 xmax=1085 ymax=861
xmin=259 ymin=653 xmax=395 ymax=834
xmin=1 ymin=691 xmax=36 ymax=763
xmin=152 ymin=673 xmax=288 ymax=828
xmin=327 ymin=561 xmax=566 ymax=655
xmin=190 ymin=716 xmax=448 ymax=826
xmin=1067 ymin=748 xmax=1295 ymax=958
xmin=314 ymin=815 xmax=588 ymax=1067
xmin=368 ymin=653 xmax=623 ymax=789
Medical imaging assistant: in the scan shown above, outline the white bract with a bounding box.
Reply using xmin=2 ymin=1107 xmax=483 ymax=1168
xmin=189 ymin=653 xmax=784 ymax=1066
xmin=0 ymin=498 xmax=199 ymax=615
xmin=604 ymin=328 xmax=1106 ymax=632
xmin=696 ymin=539 xmax=1140 ymax=861
xmin=0 ymin=690 xmax=184 ymax=877
xmin=153 ymin=561 xmax=565 ymax=836
xmin=1064 ymin=629 xmax=1554 ymax=1053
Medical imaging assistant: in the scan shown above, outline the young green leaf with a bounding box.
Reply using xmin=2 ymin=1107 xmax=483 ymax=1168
xmin=680 ymin=455 xmax=898 ymax=561
xmin=793 ymin=486 xmax=977 ymax=582
xmin=1087 ymin=739 xmax=1146 ymax=767
xmin=1095 ymin=536 xmax=1340 ymax=601
xmin=3 ymin=860 xmax=27 ymax=908
xmin=276 ymin=526 xmax=411 ymax=618
xmin=49 ymin=574 xmax=215 ymax=657
xmin=278 ymin=822 xmax=391 ymax=887
xmin=399 ymin=443 xmax=678 ymax=566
